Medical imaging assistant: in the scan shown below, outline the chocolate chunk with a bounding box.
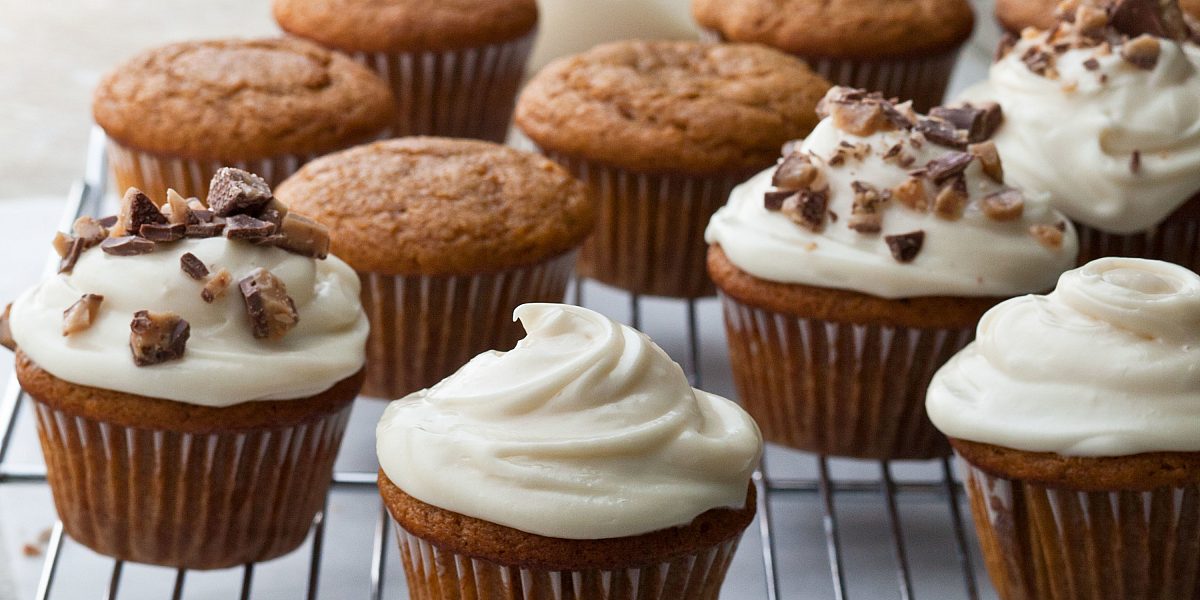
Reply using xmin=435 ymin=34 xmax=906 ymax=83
xmin=980 ymin=189 xmax=1026 ymax=221
xmin=915 ymin=118 xmax=968 ymax=149
xmin=1030 ymin=224 xmax=1065 ymax=249
xmin=165 ymin=189 xmax=192 ymax=226
xmin=62 ymin=294 xmax=103 ymax=336
xmin=52 ymin=232 xmax=73 ymax=258
xmin=224 ymin=214 xmax=277 ymax=241
xmin=1131 ymin=149 xmax=1142 ymax=173
xmin=185 ymin=220 xmax=226 ymax=239
xmin=139 ymin=223 xmax=186 ymax=242
xmin=773 ymin=152 xmax=821 ymax=190
xmin=1021 ymin=46 xmax=1057 ymax=78
xmin=201 ymin=268 xmax=233 ymax=303
xmin=116 ymin=187 xmax=167 ymax=237
xmin=764 ymin=190 xmax=794 ymax=211
xmin=924 ymin=152 xmax=975 ymax=184
xmin=239 ymin=268 xmax=299 ymax=340
xmin=996 ymin=32 xmax=1019 ymax=62
xmin=929 ymin=103 xmax=1003 ymax=143
xmin=884 ymin=231 xmax=925 ymax=263
xmin=276 ymin=213 xmax=331 ymax=259
xmin=1121 ymin=34 xmax=1161 ymax=69
xmin=892 ymin=177 xmax=929 ymax=212
xmin=97 ymin=215 xmax=118 ymax=229
xmin=848 ymin=181 xmax=886 ymax=233
xmin=934 ymin=176 xmax=969 ymax=220
xmin=1083 ymin=57 xmax=1101 ymax=70
xmin=969 ymin=141 xmax=1005 ymax=183
xmin=72 ymin=216 xmax=109 ymax=247
xmin=58 ymin=238 xmax=85 ymax=274
xmin=100 ymin=236 xmax=156 ymax=256
xmin=190 ymin=209 xmax=215 ymax=224
xmin=180 ymin=253 xmax=209 ymax=280
xmin=781 ymin=190 xmax=828 ymax=232
xmin=1110 ymin=0 xmax=1191 ymax=41
xmin=207 ymin=168 xmax=273 ymax=217
xmin=880 ymin=102 xmax=915 ymax=130
xmin=129 ymin=310 xmax=190 ymax=366
xmin=0 ymin=304 xmax=14 ymax=351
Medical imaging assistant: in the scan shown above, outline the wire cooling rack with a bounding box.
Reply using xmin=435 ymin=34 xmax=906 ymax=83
xmin=0 ymin=129 xmax=994 ymax=600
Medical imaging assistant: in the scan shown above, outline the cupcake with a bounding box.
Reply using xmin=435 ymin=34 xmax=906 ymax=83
xmin=927 ymin=257 xmax=1200 ymax=599
xmin=376 ymin=303 xmax=762 ymax=599
xmin=996 ymin=0 xmax=1200 ymax=34
xmin=960 ymin=0 xmax=1200 ymax=268
xmin=692 ymin=0 xmax=975 ymax=112
xmin=0 ymin=169 xmax=368 ymax=569
xmin=272 ymin=0 xmax=537 ymax=143
xmin=516 ymin=41 xmax=829 ymax=298
xmin=93 ymin=37 xmax=395 ymax=205
xmin=706 ymin=87 xmax=1079 ymax=459
xmin=529 ymin=0 xmax=699 ymax=72
xmin=274 ymin=137 xmax=593 ymax=399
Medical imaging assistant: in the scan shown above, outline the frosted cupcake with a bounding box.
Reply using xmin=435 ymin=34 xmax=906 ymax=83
xmin=0 ymin=170 xmax=367 ymax=569
xmin=928 ymin=257 xmax=1200 ymax=599
xmin=377 ymin=303 xmax=762 ymax=599
xmin=960 ymin=0 xmax=1200 ymax=268
xmin=706 ymin=87 xmax=1079 ymax=459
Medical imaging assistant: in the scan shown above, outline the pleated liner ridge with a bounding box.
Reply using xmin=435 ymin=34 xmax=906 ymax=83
xmin=353 ymin=30 xmax=535 ymax=143
xmin=394 ymin=526 xmax=742 ymax=600
xmin=32 ymin=400 xmax=351 ymax=570
xmin=1073 ymin=192 xmax=1200 ymax=270
xmin=358 ymin=251 xmax=577 ymax=400
xmin=962 ymin=460 xmax=1200 ymax=600
xmin=720 ymin=293 xmax=967 ymax=459
xmin=542 ymin=151 xmax=749 ymax=299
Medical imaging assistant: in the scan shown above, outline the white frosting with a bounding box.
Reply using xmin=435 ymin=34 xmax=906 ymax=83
xmin=529 ymin=0 xmax=698 ymax=71
xmin=376 ymin=303 xmax=762 ymax=540
xmin=960 ymin=39 xmax=1200 ymax=233
xmin=10 ymin=238 xmax=368 ymax=405
xmin=927 ymin=257 xmax=1200 ymax=456
xmin=704 ymin=118 xmax=1079 ymax=299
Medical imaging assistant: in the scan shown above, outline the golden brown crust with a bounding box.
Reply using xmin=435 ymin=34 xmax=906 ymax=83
xmin=92 ymin=38 xmax=395 ymax=161
xmin=952 ymin=438 xmax=1200 ymax=492
xmin=707 ymin=244 xmax=1000 ymax=329
xmin=693 ymin=0 xmax=975 ymax=59
xmin=995 ymin=0 xmax=1200 ymax=33
xmin=15 ymin=350 xmax=363 ymax=434
xmin=516 ymin=41 xmax=830 ymax=175
xmin=274 ymin=137 xmax=594 ymax=276
xmin=272 ymin=0 xmax=537 ymax=53
xmin=379 ymin=471 xmax=755 ymax=571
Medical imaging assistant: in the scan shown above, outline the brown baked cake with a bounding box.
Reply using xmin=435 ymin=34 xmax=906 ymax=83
xmin=693 ymin=0 xmax=975 ymax=111
xmin=516 ymin=40 xmax=829 ymax=298
xmin=274 ymin=137 xmax=593 ymax=399
xmin=273 ymin=0 xmax=538 ymax=142
xmin=93 ymin=37 xmax=395 ymax=204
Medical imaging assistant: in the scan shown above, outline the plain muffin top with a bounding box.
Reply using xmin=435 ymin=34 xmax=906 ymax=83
xmin=273 ymin=138 xmax=594 ymax=276
xmin=515 ymin=41 xmax=830 ymax=175
xmin=693 ymin=0 xmax=975 ymax=58
xmin=272 ymin=0 xmax=538 ymax=53
xmin=93 ymin=38 xmax=395 ymax=161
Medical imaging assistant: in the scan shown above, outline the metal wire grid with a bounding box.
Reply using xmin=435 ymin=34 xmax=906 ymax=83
xmin=0 ymin=129 xmax=986 ymax=600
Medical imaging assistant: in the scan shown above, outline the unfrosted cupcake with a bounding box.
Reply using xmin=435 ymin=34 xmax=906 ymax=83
xmin=960 ymin=1 xmax=1200 ymax=268
xmin=928 ymin=257 xmax=1200 ymax=600
xmin=273 ymin=0 xmax=537 ymax=142
xmin=517 ymin=40 xmax=829 ymax=298
xmin=274 ymin=137 xmax=593 ymax=399
xmin=1 ymin=170 xmax=367 ymax=569
xmin=692 ymin=0 xmax=975 ymax=111
xmin=706 ymin=87 xmax=1079 ymax=459
xmin=376 ymin=303 xmax=762 ymax=599
xmin=94 ymin=38 xmax=395 ymax=205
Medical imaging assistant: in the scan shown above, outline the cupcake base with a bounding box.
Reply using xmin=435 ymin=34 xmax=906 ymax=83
xmin=16 ymin=351 xmax=363 ymax=570
xmin=1073 ymin=192 xmax=1200 ymax=270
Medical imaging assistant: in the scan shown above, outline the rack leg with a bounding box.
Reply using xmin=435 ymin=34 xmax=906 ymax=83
xmin=370 ymin=501 xmax=390 ymax=600
xmin=686 ymin=299 xmax=702 ymax=388
xmin=306 ymin=495 xmax=330 ymax=600
xmin=239 ymin=563 xmax=254 ymax=600
xmin=942 ymin=456 xmax=980 ymax=600
xmin=101 ymin=561 xmax=123 ymax=600
xmin=816 ymin=457 xmax=848 ymax=600
xmin=572 ymin=276 xmax=585 ymax=307
xmin=629 ymin=293 xmax=641 ymax=330
xmin=754 ymin=456 xmax=781 ymax=600
xmin=0 ymin=381 xmax=26 ymax=466
xmin=880 ymin=461 xmax=914 ymax=600
xmin=34 ymin=522 xmax=64 ymax=600
xmin=170 ymin=570 xmax=186 ymax=600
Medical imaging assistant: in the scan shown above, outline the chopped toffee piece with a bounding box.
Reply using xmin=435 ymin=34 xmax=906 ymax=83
xmin=915 ymin=118 xmax=968 ymax=149
xmin=980 ymin=189 xmax=1026 ymax=221
xmin=224 ymin=214 xmax=277 ymax=241
xmin=929 ymin=102 xmax=1003 ymax=143
xmin=72 ymin=216 xmax=108 ymax=247
xmin=207 ymin=168 xmax=273 ymax=217
xmin=892 ymin=177 xmax=929 ymax=212
xmin=924 ymin=152 xmax=975 ymax=184
xmin=1131 ymin=149 xmax=1142 ymax=173
xmin=884 ymin=231 xmax=925 ymax=263
xmin=781 ymin=191 xmax=829 ymax=232
xmin=129 ymin=310 xmax=190 ymax=366
xmin=240 ymin=268 xmax=299 ymax=340
xmin=1110 ymin=0 xmax=1191 ymax=41
xmin=772 ymin=152 xmax=821 ymax=190
xmin=139 ymin=223 xmax=186 ymax=242
xmin=276 ymin=213 xmax=331 ymax=259
xmin=100 ymin=236 xmax=155 ymax=256
xmin=62 ymin=294 xmax=103 ymax=336
xmin=934 ymin=176 xmax=969 ymax=220
xmin=0 ymin=304 xmax=14 ymax=351
xmin=1074 ymin=4 xmax=1111 ymax=34
xmin=201 ymin=268 xmax=233 ymax=303
xmin=57 ymin=238 xmax=85 ymax=274
xmin=848 ymin=181 xmax=886 ymax=233
xmin=164 ymin=189 xmax=192 ymax=226
xmin=52 ymin=232 xmax=72 ymax=258
xmin=179 ymin=253 xmax=209 ymax=280
xmin=830 ymin=102 xmax=890 ymax=137
xmin=1121 ymin=34 xmax=1161 ymax=69
xmin=1030 ymin=223 xmax=1066 ymax=248
xmin=764 ymin=190 xmax=794 ymax=211
xmin=116 ymin=187 xmax=167 ymax=237
xmin=969 ymin=141 xmax=1004 ymax=183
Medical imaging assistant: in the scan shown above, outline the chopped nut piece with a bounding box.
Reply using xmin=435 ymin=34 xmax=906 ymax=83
xmin=52 ymin=232 xmax=73 ymax=258
xmin=115 ymin=187 xmax=167 ymax=237
xmin=915 ymin=118 xmax=968 ymax=149
xmin=58 ymin=238 xmax=85 ymax=274
xmin=207 ymin=168 xmax=273 ymax=217
xmin=139 ymin=223 xmax=186 ymax=242
xmin=780 ymin=191 xmax=828 ymax=232
xmin=1122 ymin=34 xmax=1161 ymax=69
xmin=239 ymin=268 xmax=299 ymax=340
xmin=848 ymin=181 xmax=886 ymax=233
xmin=224 ymin=215 xmax=277 ymax=241
xmin=62 ymin=294 xmax=103 ymax=336
xmin=129 ymin=310 xmax=190 ymax=366
xmin=165 ymin=189 xmax=191 ymax=226
xmin=1030 ymin=224 xmax=1066 ymax=248
xmin=202 ymin=268 xmax=233 ymax=303
xmin=72 ymin=216 xmax=108 ymax=247
xmin=1131 ymin=149 xmax=1142 ymax=173
xmin=276 ymin=213 xmax=331 ymax=259
xmin=100 ymin=236 xmax=156 ymax=256
xmin=180 ymin=253 xmax=209 ymax=280
xmin=929 ymin=102 xmax=1004 ymax=143
xmin=925 ymin=152 xmax=975 ymax=184
xmin=885 ymin=231 xmax=925 ymax=263
xmin=0 ymin=303 xmax=14 ymax=351
xmin=969 ymin=141 xmax=1005 ymax=183
xmin=892 ymin=177 xmax=929 ymax=212
xmin=980 ymin=189 xmax=1026 ymax=221
xmin=764 ymin=190 xmax=795 ymax=211
xmin=187 ymin=198 xmax=207 ymax=212
xmin=1110 ymin=0 xmax=1191 ymax=41
xmin=772 ymin=152 xmax=821 ymax=190
xmin=934 ymin=176 xmax=969 ymax=220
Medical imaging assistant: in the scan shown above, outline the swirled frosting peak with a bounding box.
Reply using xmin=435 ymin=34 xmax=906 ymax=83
xmin=376 ymin=303 xmax=763 ymax=540
xmin=927 ymin=258 xmax=1200 ymax=456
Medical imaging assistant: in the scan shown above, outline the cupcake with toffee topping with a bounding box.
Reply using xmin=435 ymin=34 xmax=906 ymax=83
xmin=0 ymin=169 xmax=367 ymax=569
xmin=706 ymin=87 xmax=1078 ymax=459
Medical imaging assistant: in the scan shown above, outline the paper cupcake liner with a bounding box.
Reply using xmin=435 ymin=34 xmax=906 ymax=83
xmin=393 ymin=524 xmax=742 ymax=600
xmin=719 ymin=293 xmax=969 ymax=459
xmin=541 ymin=151 xmax=746 ymax=299
xmin=30 ymin=399 xmax=351 ymax=570
xmin=358 ymin=251 xmax=576 ymax=399
xmin=1073 ymin=193 xmax=1200 ymax=270
xmin=352 ymin=31 xmax=535 ymax=143
xmin=700 ymin=29 xmax=959 ymax=112
xmin=961 ymin=459 xmax=1200 ymax=600
xmin=106 ymin=139 xmax=316 ymax=206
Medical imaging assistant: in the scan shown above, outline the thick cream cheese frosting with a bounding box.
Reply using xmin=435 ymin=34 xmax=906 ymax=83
xmin=10 ymin=237 xmax=368 ymax=405
xmin=960 ymin=37 xmax=1200 ymax=234
xmin=705 ymin=114 xmax=1078 ymax=299
xmin=927 ymin=257 xmax=1200 ymax=456
xmin=376 ymin=303 xmax=762 ymax=540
